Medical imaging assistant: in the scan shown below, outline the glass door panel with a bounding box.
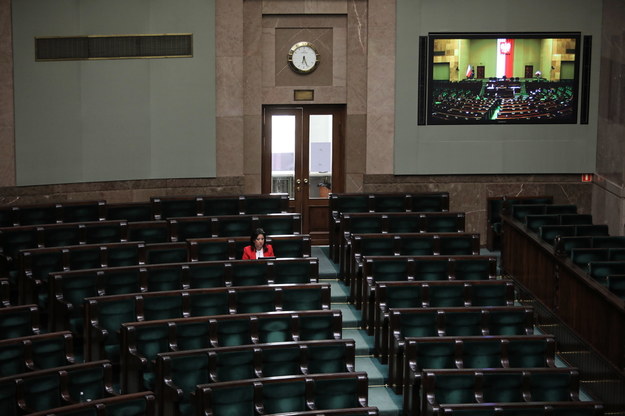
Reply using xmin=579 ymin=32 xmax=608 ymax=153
xmin=270 ymin=115 xmax=296 ymax=198
xmin=308 ymin=114 xmax=333 ymax=199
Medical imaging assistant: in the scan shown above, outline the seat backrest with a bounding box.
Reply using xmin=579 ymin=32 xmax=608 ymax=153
xmin=106 ymin=201 xmax=154 ymax=222
xmin=0 ymin=331 xmax=74 ymax=377
xmin=144 ymin=242 xmax=189 ymax=264
xmin=59 ymin=201 xmax=106 ymax=223
xmin=241 ymin=193 xmax=289 ymax=214
xmin=606 ymin=274 xmax=625 ymax=300
xmin=126 ymin=220 xmax=171 ymax=244
xmin=25 ymin=391 xmax=157 ymax=416
xmin=587 ymin=261 xmax=625 ymax=285
xmin=0 ymin=304 xmax=40 ymax=340
xmin=151 ymin=196 xmax=202 ymax=220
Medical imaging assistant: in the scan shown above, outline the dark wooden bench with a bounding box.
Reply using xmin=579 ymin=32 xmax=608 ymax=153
xmin=0 ymin=331 xmax=75 ymax=378
xmin=387 ymin=306 xmax=535 ymax=387
xmin=152 ymin=339 xmax=356 ymax=412
xmin=338 ymin=211 xmax=466 ymax=276
xmin=361 ymin=255 xmax=499 ymax=328
xmin=329 ymin=192 xmax=449 ymax=263
xmin=347 ymin=233 xmax=481 ymax=306
xmin=486 ymin=195 xmax=553 ymax=251
xmin=372 ymin=279 xmax=513 ymax=361
xmin=420 ymin=367 xmax=581 ymax=416
xmin=192 ymin=372 xmax=369 ymax=416
xmin=402 ymin=334 xmax=556 ymax=405
xmin=25 ymin=392 xmax=157 ymax=416
xmin=85 ymin=308 xmax=342 ymax=362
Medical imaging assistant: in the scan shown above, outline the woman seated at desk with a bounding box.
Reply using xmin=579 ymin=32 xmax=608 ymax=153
xmin=242 ymin=228 xmax=275 ymax=259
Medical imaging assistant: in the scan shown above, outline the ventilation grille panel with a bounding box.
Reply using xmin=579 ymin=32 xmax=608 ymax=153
xmin=35 ymin=34 xmax=193 ymax=61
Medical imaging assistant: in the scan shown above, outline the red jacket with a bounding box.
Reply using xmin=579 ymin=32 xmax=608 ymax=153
xmin=242 ymin=244 xmax=274 ymax=259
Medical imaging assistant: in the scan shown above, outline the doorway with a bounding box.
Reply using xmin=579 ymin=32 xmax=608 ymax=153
xmin=262 ymin=105 xmax=345 ymax=244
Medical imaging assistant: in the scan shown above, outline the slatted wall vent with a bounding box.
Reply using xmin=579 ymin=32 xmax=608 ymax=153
xmin=35 ymin=34 xmax=193 ymax=61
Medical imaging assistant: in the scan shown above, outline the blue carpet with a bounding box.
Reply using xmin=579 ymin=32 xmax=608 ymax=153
xmin=316 ymin=245 xmax=402 ymax=416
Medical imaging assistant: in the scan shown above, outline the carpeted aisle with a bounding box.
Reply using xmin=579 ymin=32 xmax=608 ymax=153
xmin=313 ymin=246 xmax=403 ymax=416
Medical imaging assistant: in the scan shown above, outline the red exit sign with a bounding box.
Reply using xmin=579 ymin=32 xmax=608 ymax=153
xmin=581 ymin=174 xmax=593 ymax=182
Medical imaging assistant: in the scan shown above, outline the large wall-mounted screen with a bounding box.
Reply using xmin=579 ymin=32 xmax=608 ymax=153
xmin=427 ymin=32 xmax=581 ymax=125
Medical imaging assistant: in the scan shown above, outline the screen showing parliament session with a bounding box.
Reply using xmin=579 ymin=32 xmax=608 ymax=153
xmin=426 ymin=32 xmax=581 ymax=125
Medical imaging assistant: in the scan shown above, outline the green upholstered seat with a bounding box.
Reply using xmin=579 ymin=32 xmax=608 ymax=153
xmin=144 ymin=264 xmax=184 ymax=292
xmin=145 ymin=243 xmax=188 ymax=264
xmin=461 ymin=339 xmax=504 ymax=368
xmin=431 ymin=372 xmax=477 ymax=405
xmin=261 ymin=344 xmax=302 ymax=376
xmin=83 ymin=222 xmax=125 ymax=244
xmin=186 ymin=262 xmax=228 ymax=288
xmin=188 ymin=291 xmax=230 ymax=317
xmin=444 ymin=310 xmax=483 ymax=336
xmin=587 ymin=261 xmax=625 ymax=285
xmin=0 ymin=304 xmax=39 ymax=340
xmin=127 ymin=221 xmax=170 ymax=244
xmin=202 ymin=197 xmax=239 ymax=216
xmin=261 ymin=378 xmax=307 ymax=414
xmin=313 ymin=375 xmax=363 ymax=410
xmin=414 ymin=258 xmax=449 ymax=281
xmin=273 ymin=260 xmax=316 ymax=285
xmin=101 ymin=267 xmax=143 ymax=295
xmin=481 ymin=371 xmax=524 ymax=402
xmin=487 ymin=308 xmax=532 ymax=336
xmin=427 ymin=284 xmax=466 ymax=307
xmin=104 ymin=243 xmax=143 ymax=267
xmin=66 ymin=246 xmax=102 ymax=270
xmin=175 ymin=321 xmax=211 ymax=351
xmin=231 ymin=261 xmax=269 ymax=286
xmin=281 ymin=286 xmax=326 ymax=312
xmin=258 ymin=315 xmax=292 ymax=343
xmin=453 ymin=258 xmax=495 ymax=281
xmin=106 ymin=202 xmax=153 ymax=222
xmin=213 ymin=349 xmax=255 ymax=382
xmin=199 ymin=382 xmax=255 ymax=416
xmin=141 ymin=294 xmax=184 ymax=321
xmin=529 ymin=370 xmax=577 ymax=402
xmin=42 ymin=224 xmax=82 ymax=247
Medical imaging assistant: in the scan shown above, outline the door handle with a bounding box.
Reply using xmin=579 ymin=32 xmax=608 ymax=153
xmin=303 ymin=178 xmax=309 ymax=184
xmin=296 ymin=179 xmax=301 ymax=185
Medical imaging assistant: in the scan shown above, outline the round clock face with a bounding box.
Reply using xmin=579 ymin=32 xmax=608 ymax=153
xmin=288 ymin=42 xmax=319 ymax=74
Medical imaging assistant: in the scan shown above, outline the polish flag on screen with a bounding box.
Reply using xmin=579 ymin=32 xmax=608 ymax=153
xmin=466 ymin=64 xmax=472 ymax=78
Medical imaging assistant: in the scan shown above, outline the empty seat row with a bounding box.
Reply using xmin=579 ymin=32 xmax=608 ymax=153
xmin=487 ymin=195 xmax=553 ymax=251
xmin=401 ymin=334 xmax=556 ymax=401
xmin=510 ymin=204 xmax=578 ymax=222
xmin=0 ymin=360 xmax=115 ymax=414
xmin=192 ymin=372 xmax=369 ymax=416
xmin=346 ymin=233 xmax=481 ymax=301
xmin=25 ymin=392 xmax=157 ymax=416
xmin=0 ymin=331 xmax=75 ymax=378
xmin=371 ymin=280 xmax=514 ymax=354
xmin=525 ymin=213 xmax=593 ymax=232
xmin=386 ymin=306 xmax=535 ymax=388
xmin=0 ymin=194 xmax=289 ymax=228
xmin=55 ymin=279 xmax=328 ymax=338
xmin=329 ymin=192 xmax=450 ymax=262
xmin=419 ymin=367 xmax=584 ymax=416
xmin=359 ymin=255 xmax=498 ymax=315
xmin=432 ymin=401 xmax=603 ymax=416
xmin=86 ymin=309 xmax=343 ymax=363
xmin=149 ymin=339 xmax=355 ymax=409
xmin=539 ymin=224 xmax=610 ymax=245
xmin=338 ymin=212 xmax=466 ymax=270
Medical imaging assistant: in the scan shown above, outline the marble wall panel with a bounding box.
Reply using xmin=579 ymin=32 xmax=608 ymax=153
xmin=0 ymin=0 xmax=15 ymax=187
xmin=216 ymin=116 xmax=245 ymax=177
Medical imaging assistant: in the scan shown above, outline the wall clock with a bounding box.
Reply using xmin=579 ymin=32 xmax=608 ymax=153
xmin=287 ymin=41 xmax=320 ymax=74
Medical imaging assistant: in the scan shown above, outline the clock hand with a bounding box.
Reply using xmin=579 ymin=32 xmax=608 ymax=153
xmin=302 ymin=56 xmax=308 ymax=68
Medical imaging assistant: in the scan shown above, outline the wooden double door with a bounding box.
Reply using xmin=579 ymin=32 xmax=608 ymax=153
xmin=262 ymin=105 xmax=345 ymax=244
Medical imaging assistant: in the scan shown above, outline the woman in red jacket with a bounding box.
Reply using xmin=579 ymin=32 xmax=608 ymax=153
xmin=242 ymin=228 xmax=275 ymax=259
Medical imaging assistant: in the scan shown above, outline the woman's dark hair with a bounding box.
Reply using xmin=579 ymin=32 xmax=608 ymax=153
xmin=250 ymin=228 xmax=268 ymax=251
